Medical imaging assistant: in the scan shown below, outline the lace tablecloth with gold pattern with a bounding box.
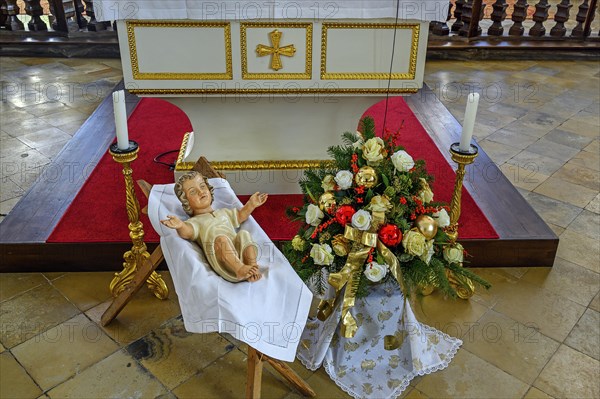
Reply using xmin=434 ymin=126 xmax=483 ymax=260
xmin=297 ymin=282 xmax=461 ymax=399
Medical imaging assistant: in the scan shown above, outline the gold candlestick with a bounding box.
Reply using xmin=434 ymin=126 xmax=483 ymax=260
xmin=445 ymin=142 xmax=478 ymax=299
xmin=108 ymin=141 xmax=168 ymax=300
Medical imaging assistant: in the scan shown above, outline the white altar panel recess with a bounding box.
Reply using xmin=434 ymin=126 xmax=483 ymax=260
xmin=96 ymin=1 xmax=449 ymax=23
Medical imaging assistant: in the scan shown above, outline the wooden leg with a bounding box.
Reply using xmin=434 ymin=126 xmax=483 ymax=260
xmin=265 ymin=356 xmax=316 ymax=397
xmin=246 ymin=347 xmax=263 ymax=399
xmin=100 ymin=246 xmax=164 ymax=326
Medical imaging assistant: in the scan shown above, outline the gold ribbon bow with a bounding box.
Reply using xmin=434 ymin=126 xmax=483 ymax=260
xmin=317 ymin=212 xmax=407 ymax=342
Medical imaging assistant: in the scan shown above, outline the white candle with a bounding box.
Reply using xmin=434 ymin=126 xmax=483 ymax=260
xmin=460 ymin=92 xmax=479 ymax=152
xmin=113 ymin=90 xmax=129 ymax=150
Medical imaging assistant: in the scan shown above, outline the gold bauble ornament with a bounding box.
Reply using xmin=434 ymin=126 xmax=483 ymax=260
xmin=318 ymin=191 xmax=336 ymax=212
xmin=355 ymin=166 xmax=378 ymax=188
xmin=415 ymin=215 xmax=438 ymax=239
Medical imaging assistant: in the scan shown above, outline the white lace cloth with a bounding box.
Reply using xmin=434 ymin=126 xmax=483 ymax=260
xmin=297 ymin=280 xmax=461 ymax=399
xmin=148 ymin=179 xmax=312 ymax=362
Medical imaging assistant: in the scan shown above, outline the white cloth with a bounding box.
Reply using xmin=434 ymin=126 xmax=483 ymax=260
xmin=298 ymin=277 xmax=461 ymax=399
xmin=148 ymin=178 xmax=312 ymax=361
xmin=95 ymin=0 xmax=448 ymax=22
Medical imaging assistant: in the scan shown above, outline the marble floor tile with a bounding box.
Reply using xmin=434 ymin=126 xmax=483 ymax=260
xmin=556 ymin=229 xmax=600 ymax=273
xmin=589 ymin=291 xmax=600 ymax=313
xmin=462 ymin=309 xmax=560 ymax=385
xmin=126 ymin=318 xmax=234 ymax=390
xmin=469 ymin=268 xmax=523 ymax=309
xmin=54 ymin=120 xmax=85 ymax=136
xmin=521 ymin=258 xmax=600 ymax=307
xmin=16 ymin=127 xmax=72 ymax=150
xmin=487 ymin=102 xmax=531 ymax=120
xmin=487 ymin=128 xmax=540 ymax=150
xmin=414 ymin=349 xmax=529 ymax=399
xmin=24 ymin=101 xmax=71 ymax=117
xmin=526 ymin=139 xmax=582 ymax=163
xmin=569 ymin=110 xmax=600 ymax=127
xmin=568 ymin=149 xmax=600 ymax=172
xmin=0 ymin=175 xmax=24 ymax=203
xmin=499 ymin=162 xmax=549 ymax=191
xmin=0 ymin=272 xmax=47 ymax=302
xmin=0 ymin=283 xmax=80 ymax=348
xmin=0 ymin=351 xmax=42 ymax=399
xmin=85 ymin=280 xmax=181 ymax=345
xmin=508 ymin=150 xmax=566 ymax=176
xmin=586 ymin=194 xmax=600 ymax=214
xmin=583 ymin=138 xmax=599 ymax=154
xmin=172 ymin=349 xmax=292 ymax=399
xmin=564 ymin=308 xmax=600 ymax=360
xmin=1 ymin=116 xmax=56 ymax=138
xmin=544 ymin=128 xmax=595 ymax=150
xmin=46 ymin=349 xmax=169 ymax=399
xmin=302 ymin=367 xmax=352 ymax=399
xmin=492 ymin=279 xmax=586 ymax=342
xmin=546 ymin=222 xmax=565 ymax=236
xmin=552 ymin=162 xmax=599 ymax=191
xmin=11 ymin=313 xmax=120 ymax=391
xmin=534 ymin=345 xmax=600 ymax=399
xmin=534 ymin=177 xmax=598 ymax=208
xmin=501 ymin=114 xmax=565 ymax=139
xmin=523 ymin=192 xmax=582 ymax=228
xmin=0 ymin=137 xmax=31 ymax=158
xmin=51 ymin=272 xmax=115 ymax=311
xmin=558 ymin=119 xmax=600 ymax=139
xmin=478 ymin=140 xmax=522 ymax=165
xmin=411 ymin=291 xmax=488 ymax=338
xmin=523 ymin=387 xmax=555 ymax=399
xmin=36 ymin=139 xmax=69 ymax=159
xmin=566 ymin=209 xmax=600 ymax=240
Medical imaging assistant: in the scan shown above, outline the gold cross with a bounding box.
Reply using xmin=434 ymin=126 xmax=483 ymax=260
xmin=255 ymin=29 xmax=296 ymax=71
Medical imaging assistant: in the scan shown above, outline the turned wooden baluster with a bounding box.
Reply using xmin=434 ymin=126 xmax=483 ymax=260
xmin=460 ymin=0 xmax=484 ymax=36
xmin=572 ymin=0 xmax=590 ymax=36
xmin=4 ymin=0 xmax=24 ymax=30
xmin=459 ymin=0 xmax=474 ymax=35
xmin=452 ymin=0 xmax=465 ymax=31
xmin=0 ymin=0 xmax=8 ymax=28
xmin=488 ymin=0 xmax=508 ymax=35
xmin=83 ymin=0 xmax=106 ymax=31
xmin=432 ymin=0 xmax=452 ymax=35
xmin=24 ymin=0 xmax=48 ymax=31
xmin=509 ymin=0 xmax=529 ymax=35
xmin=550 ymin=0 xmax=573 ymax=36
xmin=529 ymin=0 xmax=551 ymax=36
xmin=74 ymin=0 xmax=87 ymax=28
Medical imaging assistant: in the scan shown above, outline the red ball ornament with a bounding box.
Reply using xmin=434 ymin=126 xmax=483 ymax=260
xmin=335 ymin=205 xmax=356 ymax=226
xmin=378 ymin=224 xmax=403 ymax=247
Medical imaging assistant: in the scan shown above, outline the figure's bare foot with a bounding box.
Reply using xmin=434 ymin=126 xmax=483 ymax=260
xmin=236 ymin=264 xmax=258 ymax=281
xmin=247 ymin=270 xmax=262 ymax=282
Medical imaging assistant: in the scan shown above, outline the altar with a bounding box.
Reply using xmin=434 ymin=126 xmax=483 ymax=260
xmin=96 ymin=0 xmax=448 ymax=194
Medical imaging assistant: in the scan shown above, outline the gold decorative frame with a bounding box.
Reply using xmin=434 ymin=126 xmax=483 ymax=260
xmin=129 ymin=87 xmax=418 ymax=96
xmin=126 ymin=20 xmax=233 ymax=80
xmin=240 ymin=22 xmax=312 ymax=80
xmin=175 ymin=133 xmax=334 ymax=171
xmin=320 ymin=23 xmax=420 ymax=80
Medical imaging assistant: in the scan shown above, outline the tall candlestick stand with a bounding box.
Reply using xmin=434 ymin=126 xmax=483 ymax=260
xmin=108 ymin=141 xmax=168 ymax=300
xmin=445 ymin=142 xmax=478 ymax=299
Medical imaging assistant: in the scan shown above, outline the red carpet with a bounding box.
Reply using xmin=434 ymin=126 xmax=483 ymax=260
xmin=48 ymin=97 xmax=498 ymax=243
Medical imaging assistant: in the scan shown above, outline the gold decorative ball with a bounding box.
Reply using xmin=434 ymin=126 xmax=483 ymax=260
xmin=355 ymin=166 xmax=378 ymax=188
xmin=318 ymin=192 xmax=336 ymax=212
xmin=415 ymin=215 xmax=438 ymax=240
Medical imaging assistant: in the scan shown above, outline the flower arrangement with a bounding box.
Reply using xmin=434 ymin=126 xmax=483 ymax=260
xmin=283 ymin=117 xmax=490 ymax=301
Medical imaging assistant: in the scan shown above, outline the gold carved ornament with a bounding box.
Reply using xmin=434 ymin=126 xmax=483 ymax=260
xmin=256 ymin=29 xmax=296 ymax=71
xmin=316 ymin=211 xmax=407 ymax=349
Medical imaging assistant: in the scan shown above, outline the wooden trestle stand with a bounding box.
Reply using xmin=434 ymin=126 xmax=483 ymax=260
xmin=101 ymin=156 xmax=315 ymax=398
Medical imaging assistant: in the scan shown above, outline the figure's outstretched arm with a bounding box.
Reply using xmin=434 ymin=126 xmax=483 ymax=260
xmin=160 ymin=215 xmax=195 ymax=240
xmin=238 ymin=192 xmax=268 ymax=223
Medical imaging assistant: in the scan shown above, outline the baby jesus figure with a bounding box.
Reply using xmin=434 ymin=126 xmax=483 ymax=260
xmin=160 ymin=171 xmax=268 ymax=283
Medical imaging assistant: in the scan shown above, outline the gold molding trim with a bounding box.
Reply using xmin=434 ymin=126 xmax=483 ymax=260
xmin=320 ymin=23 xmax=420 ymax=80
xmin=177 ymin=159 xmax=335 ymax=171
xmin=176 ymin=132 xmax=192 ymax=170
xmin=130 ymin=88 xmax=418 ymax=95
xmin=240 ymin=22 xmax=312 ymax=80
xmin=126 ymin=20 xmax=233 ymax=80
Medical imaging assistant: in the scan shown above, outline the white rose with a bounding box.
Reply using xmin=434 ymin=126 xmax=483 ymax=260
xmin=402 ymin=229 xmax=427 ymax=257
xmin=321 ymin=175 xmax=336 ymax=191
xmin=420 ymin=239 xmax=435 ymax=265
xmin=418 ymin=178 xmax=434 ymax=204
xmin=433 ymin=209 xmax=450 ymax=228
xmin=351 ymin=209 xmax=372 ymax=231
xmin=364 ymin=262 xmax=388 ymax=282
xmin=291 ymin=235 xmax=305 ymax=251
xmin=305 ymin=204 xmax=324 ymax=226
xmin=369 ymin=195 xmax=392 ymax=213
xmin=362 ymin=137 xmax=386 ymax=165
xmin=335 ymin=170 xmax=353 ymax=190
xmin=444 ymin=243 xmax=464 ymax=264
xmin=391 ymin=150 xmax=415 ymax=172
xmin=310 ymin=243 xmax=335 ymax=266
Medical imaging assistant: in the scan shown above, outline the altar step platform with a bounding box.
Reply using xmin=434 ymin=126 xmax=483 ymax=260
xmin=0 ymin=84 xmax=558 ymax=272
